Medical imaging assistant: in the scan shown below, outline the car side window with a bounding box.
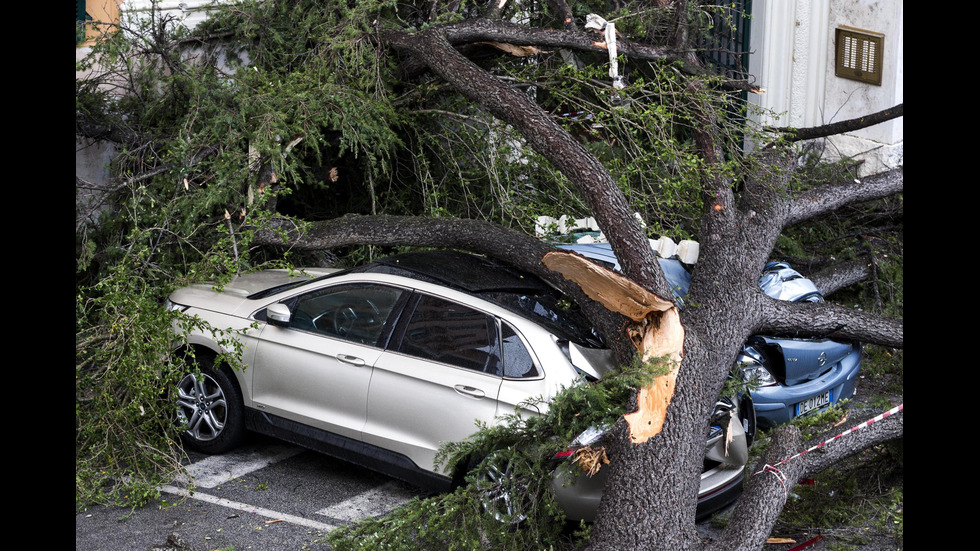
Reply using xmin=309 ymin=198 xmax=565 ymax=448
xmin=289 ymin=283 xmax=404 ymax=347
xmin=501 ymin=322 xmax=538 ymax=378
xmin=397 ymin=294 xmax=501 ymax=375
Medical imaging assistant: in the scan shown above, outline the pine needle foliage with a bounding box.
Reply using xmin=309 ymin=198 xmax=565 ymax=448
xmin=328 ymin=360 xmax=664 ymax=551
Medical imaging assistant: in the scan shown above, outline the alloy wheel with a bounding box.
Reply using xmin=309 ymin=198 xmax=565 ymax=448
xmin=177 ymin=372 xmax=228 ymax=442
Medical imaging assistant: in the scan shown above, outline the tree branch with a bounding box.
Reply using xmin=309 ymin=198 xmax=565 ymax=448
xmin=800 ymin=408 xmax=904 ymax=476
xmin=439 ymin=18 xmax=675 ymax=61
xmin=809 ymin=259 xmax=872 ymax=297
xmin=251 ymin=214 xmax=635 ymax=360
xmin=545 ymin=0 xmax=577 ymax=30
xmin=766 ymin=103 xmax=904 ymax=144
xmin=388 ymin=18 xmax=761 ymax=92
xmin=786 ymin=167 xmax=903 ymax=227
xmin=711 ymin=408 xmax=903 ymax=551
xmin=381 ymin=22 xmax=671 ymax=298
xmin=757 ymin=298 xmax=902 ymax=349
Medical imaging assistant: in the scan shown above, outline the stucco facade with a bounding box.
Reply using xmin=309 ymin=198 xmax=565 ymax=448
xmin=747 ymin=0 xmax=903 ymax=175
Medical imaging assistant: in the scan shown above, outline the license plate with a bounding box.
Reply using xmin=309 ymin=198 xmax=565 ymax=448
xmin=796 ymin=390 xmax=832 ymax=416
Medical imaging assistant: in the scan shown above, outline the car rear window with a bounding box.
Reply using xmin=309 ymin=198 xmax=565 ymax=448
xmin=482 ymin=290 xmax=604 ymax=349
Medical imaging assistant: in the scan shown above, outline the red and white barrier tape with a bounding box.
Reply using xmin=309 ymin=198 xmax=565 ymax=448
xmin=753 ymin=403 xmax=903 ymax=484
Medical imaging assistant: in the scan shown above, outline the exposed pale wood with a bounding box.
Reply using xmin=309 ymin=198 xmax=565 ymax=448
xmin=543 ymin=250 xmax=683 ymax=443
xmin=542 ymin=251 xmax=673 ymax=321
xmin=624 ymin=307 xmax=684 ymax=443
xmin=476 ymin=41 xmax=544 ymax=56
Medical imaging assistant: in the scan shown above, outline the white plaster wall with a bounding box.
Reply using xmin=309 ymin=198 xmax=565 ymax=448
xmin=747 ymin=0 xmax=903 ymax=174
xmin=823 ymin=1 xmax=903 ymax=142
xmin=76 ymin=138 xmax=117 ymax=224
xmin=122 ymin=0 xmax=217 ymax=30
xmin=821 ymin=1 xmax=903 ymax=174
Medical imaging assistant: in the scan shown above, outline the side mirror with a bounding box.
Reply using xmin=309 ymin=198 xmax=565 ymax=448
xmin=267 ymin=303 xmax=292 ymax=327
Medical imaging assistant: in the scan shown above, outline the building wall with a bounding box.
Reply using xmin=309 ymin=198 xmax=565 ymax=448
xmin=78 ymin=0 xmax=122 ymax=46
xmin=747 ymin=0 xmax=903 ymax=174
xmin=122 ymin=0 xmax=217 ymax=30
xmin=76 ymin=0 xmax=229 ymax=202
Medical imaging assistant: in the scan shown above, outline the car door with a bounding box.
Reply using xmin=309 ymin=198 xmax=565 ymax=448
xmin=250 ymin=282 xmax=407 ymax=441
xmin=363 ymin=292 xmax=503 ymax=473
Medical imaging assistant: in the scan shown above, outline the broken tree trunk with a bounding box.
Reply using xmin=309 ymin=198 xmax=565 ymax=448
xmin=542 ymin=250 xmax=684 ymax=443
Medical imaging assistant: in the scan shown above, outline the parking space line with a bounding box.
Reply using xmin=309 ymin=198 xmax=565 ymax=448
xmin=160 ymin=484 xmax=340 ymax=533
xmin=175 ymin=444 xmax=305 ymax=488
xmin=315 ymin=480 xmax=417 ymax=522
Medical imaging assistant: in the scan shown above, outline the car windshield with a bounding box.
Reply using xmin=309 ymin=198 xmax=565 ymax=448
xmin=246 ymin=270 xmax=351 ymax=300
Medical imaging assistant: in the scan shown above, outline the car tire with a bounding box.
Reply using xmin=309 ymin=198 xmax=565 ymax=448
xmin=176 ymin=355 xmax=245 ymax=454
xmin=473 ymin=450 xmax=533 ymax=524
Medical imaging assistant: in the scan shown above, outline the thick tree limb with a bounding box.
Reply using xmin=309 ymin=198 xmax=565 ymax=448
xmin=766 ymin=103 xmax=904 ymax=144
xmin=438 ymin=18 xmax=675 ymax=62
xmin=252 ymin=214 xmax=635 ymax=360
xmin=800 ymin=409 xmax=904 ymax=476
xmin=254 ymin=214 xmax=551 ymax=274
xmin=757 ymin=298 xmax=903 ymax=349
xmin=711 ymin=409 xmax=903 ymax=551
xmin=786 ymin=167 xmax=903 ymax=227
xmin=809 ymin=259 xmax=872 ymax=297
xmin=381 ymin=22 xmax=671 ymax=299
xmin=390 ymin=17 xmax=761 ymax=90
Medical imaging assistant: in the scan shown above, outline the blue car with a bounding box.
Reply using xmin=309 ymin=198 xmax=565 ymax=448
xmin=557 ymin=242 xmax=862 ymax=429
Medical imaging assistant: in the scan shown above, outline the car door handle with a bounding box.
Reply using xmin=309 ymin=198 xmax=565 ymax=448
xmin=337 ymin=354 xmax=366 ymax=367
xmin=454 ymin=385 xmax=485 ymax=398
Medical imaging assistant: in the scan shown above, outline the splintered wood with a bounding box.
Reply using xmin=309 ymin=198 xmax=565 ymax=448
xmin=542 ymin=251 xmax=685 ymax=443
xmin=623 ymin=307 xmax=683 ymax=443
xmin=541 ymin=251 xmax=674 ymax=320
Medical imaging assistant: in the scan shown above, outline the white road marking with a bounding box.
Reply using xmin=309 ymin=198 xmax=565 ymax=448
xmin=165 ymin=443 xmax=417 ymax=532
xmin=159 ymin=484 xmax=339 ymax=532
xmin=315 ymin=480 xmax=418 ymax=522
xmin=175 ymin=444 xmax=304 ymax=488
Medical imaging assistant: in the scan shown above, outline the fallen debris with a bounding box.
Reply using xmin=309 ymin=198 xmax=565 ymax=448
xmin=149 ymin=533 xmax=196 ymax=551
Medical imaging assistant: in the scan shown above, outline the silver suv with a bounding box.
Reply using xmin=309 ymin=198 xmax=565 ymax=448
xmin=168 ymin=251 xmax=751 ymax=520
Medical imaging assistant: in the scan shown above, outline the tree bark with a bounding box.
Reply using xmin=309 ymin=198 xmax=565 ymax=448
xmin=786 ymin=167 xmax=904 ymax=227
xmin=758 ymin=299 xmax=903 ymax=348
xmin=766 ymin=103 xmax=904 ymax=144
xmin=809 ymin=259 xmax=872 ymax=297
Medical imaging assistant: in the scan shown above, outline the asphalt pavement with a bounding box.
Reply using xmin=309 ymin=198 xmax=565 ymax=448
xmin=76 ymin=435 xmax=420 ymax=551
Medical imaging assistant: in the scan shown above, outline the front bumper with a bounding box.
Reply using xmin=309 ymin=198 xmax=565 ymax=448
xmin=752 ymin=349 xmax=862 ymax=428
xmin=551 ymin=461 xmax=746 ymax=522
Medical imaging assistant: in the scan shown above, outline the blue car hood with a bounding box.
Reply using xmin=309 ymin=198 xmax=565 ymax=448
xmin=750 ymin=336 xmax=857 ymax=385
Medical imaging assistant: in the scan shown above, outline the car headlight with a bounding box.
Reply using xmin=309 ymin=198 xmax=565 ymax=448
xmin=736 ymin=347 xmax=777 ymax=387
xmin=165 ymin=298 xmax=189 ymax=312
